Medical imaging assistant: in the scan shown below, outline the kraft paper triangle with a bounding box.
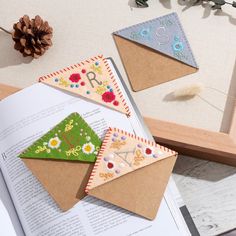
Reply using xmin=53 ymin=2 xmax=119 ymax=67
xmin=85 ymin=127 xmax=178 ymax=220
xmin=39 ymin=55 xmax=130 ymax=115
xmin=113 ymin=12 xmax=198 ymax=91
xmin=19 ymin=113 xmax=101 ymax=162
xmin=23 ymin=158 xmax=93 ymax=211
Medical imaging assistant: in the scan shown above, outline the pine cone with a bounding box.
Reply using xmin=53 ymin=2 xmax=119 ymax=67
xmin=135 ymin=0 xmax=149 ymax=7
xmin=12 ymin=15 xmax=53 ymax=58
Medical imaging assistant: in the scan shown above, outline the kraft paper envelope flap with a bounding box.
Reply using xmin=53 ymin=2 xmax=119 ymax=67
xmin=85 ymin=128 xmax=178 ymax=220
xmin=113 ymin=12 xmax=198 ymax=91
xmin=39 ymin=55 xmax=130 ymax=116
xmin=23 ymin=159 xmax=93 ymax=211
xmin=19 ymin=113 xmax=101 ymax=211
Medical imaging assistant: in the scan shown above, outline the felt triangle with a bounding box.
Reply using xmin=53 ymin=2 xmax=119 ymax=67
xmin=88 ymin=155 xmax=177 ymax=220
xmin=19 ymin=113 xmax=101 ymax=162
xmin=39 ymin=55 xmax=130 ymax=115
xmin=85 ymin=127 xmax=177 ymax=192
xmin=113 ymin=13 xmax=198 ymax=68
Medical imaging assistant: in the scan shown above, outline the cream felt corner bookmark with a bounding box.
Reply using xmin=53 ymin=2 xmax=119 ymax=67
xmin=39 ymin=55 xmax=130 ymax=115
xmin=85 ymin=127 xmax=178 ymax=220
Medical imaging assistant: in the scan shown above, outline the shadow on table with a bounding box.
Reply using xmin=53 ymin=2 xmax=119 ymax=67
xmin=173 ymin=154 xmax=236 ymax=182
xmin=128 ymin=0 xmax=139 ymax=8
xmin=159 ymin=0 xmax=236 ymax=25
xmin=218 ymin=228 xmax=236 ymax=236
xmin=0 ymin=31 xmax=32 ymax=69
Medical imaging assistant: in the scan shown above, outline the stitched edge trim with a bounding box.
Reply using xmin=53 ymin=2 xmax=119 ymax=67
xmin=38 ymin=55 xmax=103 ymax=82
xmin=102 ymin=57 xmax=131 ymax=116
xmin=38 ymin=55 xmax=131 ymax=116
xmin=85 ymin=127 xmax=177 ymax=193
xmin=85 ymin=127 xmax=113 ymax=193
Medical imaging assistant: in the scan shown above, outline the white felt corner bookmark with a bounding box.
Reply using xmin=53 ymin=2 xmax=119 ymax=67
xmin=39 ymin=55 xmax=130 ymax=115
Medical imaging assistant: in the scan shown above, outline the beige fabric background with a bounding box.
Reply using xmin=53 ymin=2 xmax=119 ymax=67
xmin=1 ymin=0 xmax=236 ymax=132
xmin=1 ymin=0 xmax=236 ymax=235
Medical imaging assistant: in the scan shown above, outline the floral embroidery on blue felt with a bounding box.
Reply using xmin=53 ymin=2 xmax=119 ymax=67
xmin=139 ymin=28 xmax=151 ymax=39
xmin=172 ymin=36 xmax=188 ymax=61
xmin=172 ymin=36 xmax=184 ymax=52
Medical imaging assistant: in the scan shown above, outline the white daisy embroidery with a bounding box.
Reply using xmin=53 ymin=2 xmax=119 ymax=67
xmin=82 ymin=142 xmax=95 ymax=154
xmin=48 ymin=137 xmax=61 ymax=149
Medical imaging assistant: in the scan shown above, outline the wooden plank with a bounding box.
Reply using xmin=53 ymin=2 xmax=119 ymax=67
xmin=144 ymin=117 xmax=236 ymax=166
xmin=1 ymin=83 xmax=236 ymax=166
xmin=0 ymin=83 xmax=20 ymax=100
xmin=229 ymin=102 xmax=236 ymax=141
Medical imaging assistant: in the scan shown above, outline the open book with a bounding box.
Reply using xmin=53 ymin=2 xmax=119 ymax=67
xmin=0 ymin=58 xmax=198 ymax=236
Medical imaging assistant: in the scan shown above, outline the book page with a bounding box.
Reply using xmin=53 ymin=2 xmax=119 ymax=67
xmin=0 ymin=170 xmax=23 ymax=236
xmin=0 ymin=198 xmax=16 ymax=236
xmin=0 ymin=80 xmax=189 ymax=235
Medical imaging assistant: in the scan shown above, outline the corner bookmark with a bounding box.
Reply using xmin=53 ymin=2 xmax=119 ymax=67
xmin=113 ymin=12 xmax=198 ymax=69
xmin=19 ymin=113 xmax=102 ymax=162
xmin=39 ymin=55 xmax=130 ymax=116
xmin=85 ymin=127 xmax=177 ymax=192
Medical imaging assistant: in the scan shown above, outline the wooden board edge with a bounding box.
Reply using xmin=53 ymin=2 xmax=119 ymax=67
xmin=1 ymin=83 xmax=236 ymax=166
xmin=229 ymin=103 xmax=236 ymax=141
xmin=144 ymin=117 xmax=236 ymax=167
xmin=0 ymin=83 xmax=20 ymax=100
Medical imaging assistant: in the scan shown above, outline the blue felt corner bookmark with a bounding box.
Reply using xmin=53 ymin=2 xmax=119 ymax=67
xmin=113 ymin=12 xmax=198 ymax=69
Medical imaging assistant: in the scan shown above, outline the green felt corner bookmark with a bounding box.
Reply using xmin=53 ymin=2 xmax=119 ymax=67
xmin=19 ymin=113 xmax=101 ymax=162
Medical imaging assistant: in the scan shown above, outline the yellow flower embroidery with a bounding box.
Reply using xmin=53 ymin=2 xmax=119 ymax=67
xmin=110 ymin=140 xmax=126 ymax=150
xmin=48 ymin=137 xmax=61 ymax=149
xmin=35 ymin=145 xmax=50 ymax=154
xmin=91 ymin=64 xmax=102 ymax=75
xmin=96 ymin=86 xmax=106 ymax=95
xmin=99 ymin=172 xmax=114 ymax=181
xmin=82 ymin=142 xmax=95 ymax=154
xmin=95 ymin=81 xmax=109 ymax=95
xmin=66 ymin=146 xmax=81 ymax=157
xmin=59 ymin=77 xmax=69 ymax=87
xmin=133 ymin=149 xmax=145 ymax=166
xmin=65 ymin=119 xmax=73 ymax=132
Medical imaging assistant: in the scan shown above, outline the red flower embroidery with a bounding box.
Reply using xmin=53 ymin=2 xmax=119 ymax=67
xmin=113 ymin=101 xmax=119 ymax=106
xmin=102 ymin=91 xmax=115 ymax=103
xmin=69 ymin=73 xmax=81 ymax=83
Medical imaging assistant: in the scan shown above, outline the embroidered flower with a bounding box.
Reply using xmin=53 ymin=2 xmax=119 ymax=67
xmin=113 ymin=101 xmax=119 ymax=106
xmin=102 ymin=91 xmax=115 ymax=103
xmin=82 ymin=142 xmax=95 ymax=154
xmin=86 ymin=136 xmax=91 ymax=141
xmin=106 ymin=161 xmax=115 ymax=170
xmin=69 ymin=73 xmax=81 ymax=83
xmin=172 ymin=42 xmax=184 ymax=52
xmin=140 ymin=28 xmax=150 ymax=38
xmin=143 ymin=147 xmax=153 ymax=157
xmin=48 ymin=137 xmax=61 ymax=149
